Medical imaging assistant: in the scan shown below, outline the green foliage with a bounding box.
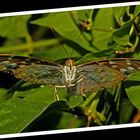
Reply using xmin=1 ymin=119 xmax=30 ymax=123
xmin=0 ymin=5 xmax=140 ymax=134
xmin=0 ymin=15 xmax=31 ymax=39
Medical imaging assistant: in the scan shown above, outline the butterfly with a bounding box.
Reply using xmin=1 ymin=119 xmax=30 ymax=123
xmin=0 ymin=54 xmax=140 ymax=99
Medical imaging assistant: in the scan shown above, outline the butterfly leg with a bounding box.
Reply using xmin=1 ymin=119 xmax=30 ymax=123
xmin=71 ymin=77 xmax=86 ymax=100
xmin=80 ymin=82 xmax=86 ymax=101
xmin=54 ymin=86 xmax=59 ymax=101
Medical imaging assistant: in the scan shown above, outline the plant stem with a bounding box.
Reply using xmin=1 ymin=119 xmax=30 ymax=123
xmin=0 ymin=38 xmax=60 ymax=53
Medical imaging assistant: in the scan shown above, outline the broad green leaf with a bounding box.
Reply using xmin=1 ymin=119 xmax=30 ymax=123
xmin=77 ymin=9 xmax=93 ymax=21
xmin=126 ymin=85 xmax=140 ymax=109
xmin=76 ymin=49 xmax=116 ymax=64
xmin=32 ymin=43 xmax=81 ymax=61
xmin=23 ymin=100 xmax=79 ymax=131
xmin=55 ymin=88 xmax=84 ymax=108
xmin=0 ymin=15 xmax=31 ymax=39
xmin=112 ymin=20 xmax=133 ymax=45
xmin=31 ymin=12 xmax=94 ymax=52
xmin=125 ymin=72 xmax=140 ymax=109
xmin=112 ymin=35 xmax=130 ymax=46
xmin=91 ymin=8 xmax=115 ymax=51
xmin=134 ymin=5 xmax=140 ymax=16
xmin=112 ymin=6 xmax=126 ymax=25
xmin=68 ymin=95 xmax=83 ymax=108
xmin=118 ymin=97 xmax=135 ymax=123
xmin=0 ymin=88 xmax=7 ymax=98
xmin=132 ymin=53 xmax=140 ymax=59
xmin=56 ymin=111 xmax=85 ymax=129
xmin=0 ymin=84 xmax=59 ymax=134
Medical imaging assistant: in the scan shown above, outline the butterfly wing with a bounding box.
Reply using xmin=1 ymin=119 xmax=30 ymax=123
xmin=72 ymin=58 xmax=140 ymax=94
xmin=0 ymin=55 xmax=64 ymax=86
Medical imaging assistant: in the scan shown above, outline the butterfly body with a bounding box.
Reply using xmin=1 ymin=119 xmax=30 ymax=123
xmin=63 ymin=59 xmax=78 ymax=86
xmin=0 ymin=54 xmax=140 ymax=96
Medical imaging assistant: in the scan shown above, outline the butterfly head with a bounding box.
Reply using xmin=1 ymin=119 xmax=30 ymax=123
xmin=65 ymin=59 xmax=76 ymax=68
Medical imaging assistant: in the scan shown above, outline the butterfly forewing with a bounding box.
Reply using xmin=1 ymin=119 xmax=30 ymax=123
xmin=0 ymin=55 xmax=65 ymax=86
xmin=74 ymin=58 xmax=140 ymax=94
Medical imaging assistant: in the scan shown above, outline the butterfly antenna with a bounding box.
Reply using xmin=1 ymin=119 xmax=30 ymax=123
xmin=62 ymin=43 xmax=71 ymax=59
xmin=69 ymin=48 xmax=74 ymax=59
xmin=76 ymin=20 xmax=88 ymax=41
xmin=50 ymin=27 xmax=70 ymax=59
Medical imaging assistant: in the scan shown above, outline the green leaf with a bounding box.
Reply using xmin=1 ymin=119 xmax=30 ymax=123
xmin=118 ymin=97 xmax=135 ymax=123
xmin=91 ymin=8 xmax=115 ymax=51
xmin=0 ymin=15 xmax=31 ymax=39
xmin=32 ymin=43 xmax=81 ymax=61
xmin=77 ymin=9 xmax=93 ymax=21
xmin=112 ymin=7 xmax=126 ymax=25
xmin=68 ymin=95 xmax=83 ymax=108
xmin=56 ymin=111 xmax=85 ymax=129
xmin=56 ymin=88 xmax=84 ymax=108
xmin=112 ymin=20 xmax=132 ymax=45
xmin=126 ymin=85 xmax=140 ymax=109
xmin=0 ymin=88 xmax=8 ymax=99
xmin=0 ymin=84 xmax=57 ymax=134
xmin=76 ymin=49 xmax=116 ymax=64
xmin=125 ymin=72 xmax=140 ymax=109
xmin=31 ymin=12 xmax=94 ymax=52
xmin=134 ymin=5 xmax=140 ymax=17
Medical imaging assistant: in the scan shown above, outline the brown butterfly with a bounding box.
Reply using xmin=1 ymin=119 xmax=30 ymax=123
xmin=0 ymin=54 xmax=140 ymax=99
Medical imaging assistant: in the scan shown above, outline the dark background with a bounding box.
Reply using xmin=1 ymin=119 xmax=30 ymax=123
xmin=0 ymin=0 xmax=138 ymax=13
xmin=0 ymin=0 xmax=140 ymax=139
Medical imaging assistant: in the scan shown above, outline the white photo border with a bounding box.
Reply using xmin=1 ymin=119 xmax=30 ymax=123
xmin=0 ymin=1 xmax=140 ymax=139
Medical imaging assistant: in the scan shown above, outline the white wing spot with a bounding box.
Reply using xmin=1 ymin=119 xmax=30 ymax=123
xmin=120 ymin=68 xmax=127 ymax=73
xmin=111 ymin=65 xmax=118 ymax=68
xmin=109 ymin=61 xmax=116 ymax=65
xmin=127 ymin=66 xmax=135 ymax=71
xmin=126 ymin=60 xmax=131 ymax=65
